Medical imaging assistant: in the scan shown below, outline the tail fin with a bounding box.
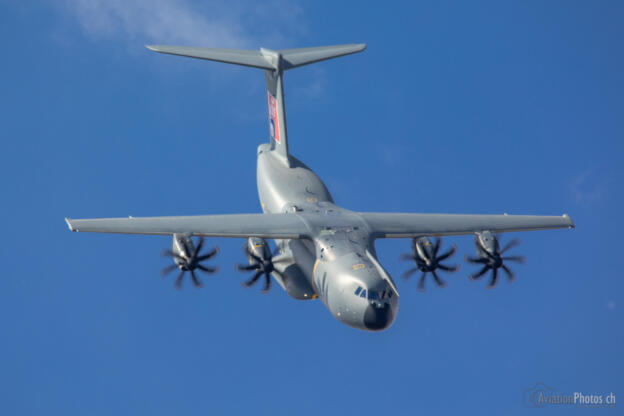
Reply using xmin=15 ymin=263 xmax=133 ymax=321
xmin=146 ymin=44 xmax=366 ymax=165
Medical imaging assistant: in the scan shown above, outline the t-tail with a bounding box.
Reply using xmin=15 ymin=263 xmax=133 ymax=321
xmin=146 ymin=43 xmax=366 ymax=166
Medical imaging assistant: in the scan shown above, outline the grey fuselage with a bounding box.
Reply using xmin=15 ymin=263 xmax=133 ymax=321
xmin=256 ymin=144 xmax=399 ymax=331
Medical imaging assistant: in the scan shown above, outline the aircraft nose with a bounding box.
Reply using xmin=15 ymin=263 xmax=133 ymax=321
xmin=363 ymin=302 xmax=393 ymax=331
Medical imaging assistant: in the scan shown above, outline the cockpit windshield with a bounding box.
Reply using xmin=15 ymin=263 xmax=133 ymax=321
xmin=354 ymin=286 xmax=393 ymax=300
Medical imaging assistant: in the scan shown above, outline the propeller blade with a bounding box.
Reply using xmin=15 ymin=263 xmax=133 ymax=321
xmin=190 ymin=269 xmax=203 ymax=288
xmin=243 ymin=270 xmax=263 ymax=288
xmin=414 ymin=257 xmax=426 ymax=268
xmin=502 ymin=255 xmax=526 ymax=264
xmin=501 ymin=264 xmax=515 ymax=282
xmin=487 ymin=268 xmax=499 ymax=289
xmin=160 ymin=263 xmax=179 ymax=277
xmin=193 ymin=237 xmax=205 ymax=258
xmin=401 ymin=266 xmax=419 ymax=281
xmin=432 ymin=270 xmax=446 ymax=288
xmin=197 ymin=247 xmax=218 ymax=262
xmin=197 ymin=264 xmax=218 ymax=274
xmin=418 ymin=272 xmax=427 ymax=292
xmin=503 ymin=255 xmax=526 ymax=264
xmin=262 ymin=272 xmax=272 ymax=293
xmin=436 ymin=244 xmax=457 ymax=262
xmin=236 ymin=263 xmax=260 ymax=272
xmin=438 ymin=263 xmax=460 ymax=273
xmin=500 ymin=238 xmax=521 ymax=254
xmin=433 ymin=237 xmax=441 ymax=257
xmin=470 ymin=265 xmax=490 ymax=280
xmin=465 ymin=255 xmax=487 ymax=264
xmin=161 ymin=249 xmax=186 ymax=263
xmin=175 ymin=270 xmax=185 ymax=290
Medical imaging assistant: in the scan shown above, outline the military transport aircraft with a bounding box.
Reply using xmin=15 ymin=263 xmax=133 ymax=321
xmin=65 ymin=43 xmax=574 ymax=331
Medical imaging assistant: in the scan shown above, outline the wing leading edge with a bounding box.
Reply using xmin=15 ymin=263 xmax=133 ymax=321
xmin=359 ymin=213 xmax=574 ymax=238
xmin=65 ymin=214 xmax=310 ymax=239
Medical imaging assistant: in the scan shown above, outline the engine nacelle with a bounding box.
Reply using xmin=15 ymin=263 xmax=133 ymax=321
xmin=245 ymin=237 xmax=271 ymax=261
xmin=161 ymin=235 xmax=218 ymax=288
xmin=467 ymin=231 xmax=524 ymax=287
xmin=474 ymin=230 xmax=499 ymax=257
xmin=172 ymin=233 xmax=195 ymax=268
xmin=413 ymin=236 xmax=434 ymax=263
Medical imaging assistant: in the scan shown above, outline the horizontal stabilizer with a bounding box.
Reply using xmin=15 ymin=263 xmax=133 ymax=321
xmin=146 ymin=45 xmax=274 ymax=69
xmin=146 ymin=44 xmax=366 ymax=71
xmin=146 ymin=42 xmax=367 ymax=166
xmin=277 ymin=44 xmax=366 ymax=69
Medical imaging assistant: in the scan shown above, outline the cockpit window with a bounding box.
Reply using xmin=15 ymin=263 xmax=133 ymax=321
xmin=355 ymin=286 xmax=390 ymax=300
xmin=354 ymin=286 xmax=367 ymax=298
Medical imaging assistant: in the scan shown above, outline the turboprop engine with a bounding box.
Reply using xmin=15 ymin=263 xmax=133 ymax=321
xmin=160 ymin=234 xmax=219 ymax=289
xmin=466 ymin=231 xmax=525 ymax=289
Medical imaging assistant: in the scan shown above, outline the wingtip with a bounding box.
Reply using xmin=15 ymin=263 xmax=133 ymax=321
xmin=65 ymin=217 xmax=75 ymax=232
xmin=145 ymin=44 xmax=159 ymax=52
xmin=349 ymin=43 xmax=366 ymax=52
xmin=562 ymin=214 xmax=575 ymax=229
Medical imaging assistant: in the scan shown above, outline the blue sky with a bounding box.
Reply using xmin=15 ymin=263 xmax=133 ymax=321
xmin=0 ymin=1 xmax=622 ymax=414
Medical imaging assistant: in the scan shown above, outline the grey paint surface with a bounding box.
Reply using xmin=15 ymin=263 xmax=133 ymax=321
xmin=66 ymin=44 xmax=574 ymax=331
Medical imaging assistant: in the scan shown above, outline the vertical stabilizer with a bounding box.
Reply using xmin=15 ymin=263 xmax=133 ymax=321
xmin=146 ymin=43 xmax=366 ymax=166
xmin=261 ymin=48 xmax=289 ymax=164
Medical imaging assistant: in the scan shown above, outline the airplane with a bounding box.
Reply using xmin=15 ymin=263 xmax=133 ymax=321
xmin=65 ymin=43 xmax=574 ymax=331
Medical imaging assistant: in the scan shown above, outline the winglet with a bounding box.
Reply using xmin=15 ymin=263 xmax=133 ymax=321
xmin=562 ymin=214 xmax=575 ymax=229
xmin=65 ymin=217 xmax=76 ymax=232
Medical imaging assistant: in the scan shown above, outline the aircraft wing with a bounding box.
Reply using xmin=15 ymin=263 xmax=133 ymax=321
xmin=65 ymin=214 xmax=310 ymax=239
xmin=66 ymin=212 xmax=574 ymax=239
xmin=359 ymin=213 xmax=574 ymax=238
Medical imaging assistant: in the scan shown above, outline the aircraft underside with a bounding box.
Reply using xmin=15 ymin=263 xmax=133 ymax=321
xmin=256 ymin=144 xmax=398 ymax=330
xmin=65 ymin=42 xmax=574 ymax=332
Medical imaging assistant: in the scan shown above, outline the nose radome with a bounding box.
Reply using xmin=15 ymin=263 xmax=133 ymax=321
xmin=363 ymin=303 xmax=393 ymax=331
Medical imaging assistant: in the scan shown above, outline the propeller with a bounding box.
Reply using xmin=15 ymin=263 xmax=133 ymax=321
xmin=466 ymin=235 xmax=525 ymax=289
xmin=400 ymin=237 xmax=460 ymax=292
xmin=235 ymin=240 xmax=286 ymax=293
xmin=161 ymin=236 xmax=219 ymax=289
